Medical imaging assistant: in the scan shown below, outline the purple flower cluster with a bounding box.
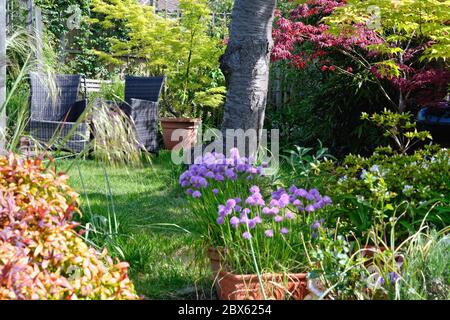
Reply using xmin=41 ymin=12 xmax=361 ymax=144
xmin=179 ymin=149 xmax=264 ymax=197
xmin=217 ymin=185 xmax=332 ymax=240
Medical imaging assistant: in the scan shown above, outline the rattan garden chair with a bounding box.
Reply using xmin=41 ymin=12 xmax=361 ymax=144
xmin=97 ymin=76 xmax=165 ymax=153
xmin=29 ymin=72 xmax=89 ymax=153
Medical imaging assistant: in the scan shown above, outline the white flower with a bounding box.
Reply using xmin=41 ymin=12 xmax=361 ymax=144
xmin=402 ymin=185 xmax=413 ymax=195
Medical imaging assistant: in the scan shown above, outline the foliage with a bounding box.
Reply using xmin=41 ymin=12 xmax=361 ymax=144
xmin=266 ymin=61 xmax=390 ymax=157
xmin=279 ymin=141 xmax=335 ymax=188
xmin=3 ymin=28 xmax=59 ymax=153
xmin=273 ymin=0 xmax=450 ymax=111
xmin=305 ymin=217 xmax=449 ymax=300
xmin=35 ymin=0 xmax=112 ymax=76
xmin=320 ymin=146 xmax=450 ymax=240
xmin=396 ymin=230 xmax=449 ymax=300
xmin=361 ymin=109 xmax=433 ymax=154
xmin=0 ymin=153 xmax=138 ymax=300
xmin=91 ymin=101 xmax=144 ymax=167
xmin=90 ymin=0 xmax=226 ymax=120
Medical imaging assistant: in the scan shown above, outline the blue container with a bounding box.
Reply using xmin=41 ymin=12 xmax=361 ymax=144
xmin=416 ymin=102 xmax=450 ymax=147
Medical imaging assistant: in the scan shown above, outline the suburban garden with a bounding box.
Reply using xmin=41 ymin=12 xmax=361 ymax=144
xmin=0 ymin=0 xmax=449 ymax=301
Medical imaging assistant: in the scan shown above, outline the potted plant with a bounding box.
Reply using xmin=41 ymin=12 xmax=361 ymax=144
xmin=160 ymin=117 xmax=202 ymax=151
xmin=179 ymin=148 xmax=333 ymax=300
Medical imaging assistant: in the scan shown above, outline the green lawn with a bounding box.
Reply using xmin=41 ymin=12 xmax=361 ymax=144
xmin=55 ymin=152 xmax=214 ymax=299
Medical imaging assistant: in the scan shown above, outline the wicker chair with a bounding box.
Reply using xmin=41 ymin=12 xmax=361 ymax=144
xmin=29 ymin=72 xmax=89 ymax=153
xmin=98 ymin=76 xmax=164 ymax=153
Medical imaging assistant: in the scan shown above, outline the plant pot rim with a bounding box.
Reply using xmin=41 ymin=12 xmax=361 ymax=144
xmin=160 ymin=117 xmax=202 ymax=123
xmin=218 ymin=270 xmax=308 ymax=281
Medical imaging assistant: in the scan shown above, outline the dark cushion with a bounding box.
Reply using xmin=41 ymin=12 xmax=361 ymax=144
xmin=61 ymin=100 xmax=87 ymax=122
xmin=130 ymin=98 xmax=159 ymax=152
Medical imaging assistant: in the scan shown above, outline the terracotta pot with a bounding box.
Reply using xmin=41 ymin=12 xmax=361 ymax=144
xmin=160 ymin=117 xmax=202 ymax=151
xmin=216 ymin=271 xmax=309 ymax=300
xmin=207 ymin=247 xmax=309 ymax=300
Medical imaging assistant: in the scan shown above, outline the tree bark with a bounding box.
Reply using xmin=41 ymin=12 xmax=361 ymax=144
xmin=220 ymin=0 xmax=277 ymax=156
xmin=0 ymin=0 xmax=6 ymax=153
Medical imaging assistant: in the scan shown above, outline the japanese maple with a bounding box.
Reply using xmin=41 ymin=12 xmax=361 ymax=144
xmin=272 ymin=0 xmax=450 ymax=111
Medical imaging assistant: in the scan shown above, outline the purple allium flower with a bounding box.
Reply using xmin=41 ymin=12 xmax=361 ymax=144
xmin=265 ymin=229 xmax=274 ymax=238
xmin=311 ymin=220 xmax=321 ymax=230
xmin=295 ymin=188 xmax=308 ymax=198
xmin=205 ymin=171 xmax=215 ymax=179
xmin=280 ymin=228 xmax=289 ymax=235
xmin=250 ymin=186 xmax=260 ymax=194
xmin=187 ymin=189 xmax=193 ymax=195
xmin=226 ymin=199 xmax=237 ymax=208
xmin=215 ymin=174 xmax=224 ymax=181
xmin=245 ymin=196 xmax=256 ymax=206
xmin=242 ymin=208 xmax=251 ymax=215
xmin=271 ymin=207 xmax=280 ymax=215
xmin=292 ymin=199 xmax=302 ymax=206
xmin=278 ymin=194 xmax=290 ymax=207
xmin=225 ymin=169 xmax=237 ymax=180
xmin=217 ymin=216 xmax=225 ymax=225
xmin=198 ymin=177 xmax=208 ymax=188
xmin=192 ymin=190 xmax=202 ymax=198
xmin=230 ymin=148 xmax=240 ymax=159
xmin=313 ymin=201 xmax=324 ymax=210
xmin=235 ymin=205 xmax=242 ymax=212
xmin=212 ymin=188 xmax=219 ymax=195
xmin=234 ymin=197 xmax=242 ymax=203
xmin=242 ymin=231 xmax=252 ymax=239
xmin=311 ymin=232 xmax=318 ymax=239
xmin=305 ymin=193 xmax=315 ymax=201
xmin=248 ymin=219 xmax=257 ymax=229
xmin=269 ymin=199 xmax=279 ymax=207
xmin=323 ymin=196 xmax=332 ymax=205
xmin=388 ymin=272 xmax=398 ymax=284
xmin=274 ymin=215 xmax=284 ymax=223
xmin=240 ymin=215 xmax=249 ymax=224
xmin=181 ymin=181 xmax=189 ymax=187
xmin=253 ymin=216 xmax=262 ymax=224
xmin=247 ymin=167 xmax=258 ymax=174
xmin=289 ymin=185 xmax=298 ymax=194
xmin=262 ymin=207 xmax=271 ymax=215
xmin=305 ymin=204 xmax=315 ymax=212
xmin=285 ymin=211 xmax=295 ymax=220
xmin=230 ymin=216 xmax=240 ymax=228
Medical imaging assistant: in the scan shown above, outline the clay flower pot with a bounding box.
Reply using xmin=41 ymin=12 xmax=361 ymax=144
xmin=207 ymin=247 xmax=309 ymax=300
xmin=216 ymin=271 xmax=309 ymax=300
xmin=160 ymin=117 xmax=202 ymax=151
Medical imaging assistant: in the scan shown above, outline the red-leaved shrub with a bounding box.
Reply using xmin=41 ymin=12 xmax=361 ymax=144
xmin=0 ymin=153 xmax=138 ymax=300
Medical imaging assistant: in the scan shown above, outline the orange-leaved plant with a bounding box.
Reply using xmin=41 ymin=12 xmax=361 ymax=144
xmin=0 ymin=153 xmax=138 ymax=300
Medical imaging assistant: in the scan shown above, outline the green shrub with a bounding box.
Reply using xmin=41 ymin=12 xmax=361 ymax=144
xmin=321 ymin=146 xmax=449 ymax=240
xmin=0 ymin=153 xmax=138 ymax=300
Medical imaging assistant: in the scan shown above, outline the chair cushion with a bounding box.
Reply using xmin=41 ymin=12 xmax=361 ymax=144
xmin=130 ymin=98 xmax=159 ymax=152
xmin=61 ymin=100 xmax=86 ymax=122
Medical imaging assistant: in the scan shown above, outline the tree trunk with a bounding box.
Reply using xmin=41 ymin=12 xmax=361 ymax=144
xmin=220 ymin=0 xmax=277 ymax=156
xmin=0 ymin=0 xmax=6 ymax=153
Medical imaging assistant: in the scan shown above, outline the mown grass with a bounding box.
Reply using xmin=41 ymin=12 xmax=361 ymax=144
xmin=55 ymin=152 xmax=214 ymax=299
